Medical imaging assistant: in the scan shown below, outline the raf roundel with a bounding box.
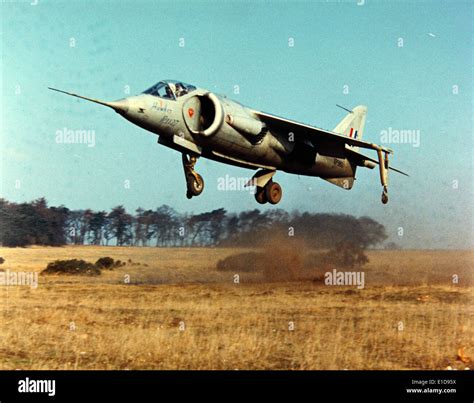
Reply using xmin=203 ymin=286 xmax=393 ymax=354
xmin=188 ymin=108 xmax=194 ymax=118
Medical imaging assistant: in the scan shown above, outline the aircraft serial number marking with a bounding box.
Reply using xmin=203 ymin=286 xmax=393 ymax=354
xmin=159 ymin=116 xmax=180 ymax=127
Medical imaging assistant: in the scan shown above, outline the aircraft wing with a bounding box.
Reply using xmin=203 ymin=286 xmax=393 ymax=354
xmin=345 ymin=148 xmax=409 ymax=176
xmin=253 ymin=110 xmax=394 ymax=154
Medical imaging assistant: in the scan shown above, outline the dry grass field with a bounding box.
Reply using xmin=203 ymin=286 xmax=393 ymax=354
xmin=0 ymin=246 xmax=472 ymax=370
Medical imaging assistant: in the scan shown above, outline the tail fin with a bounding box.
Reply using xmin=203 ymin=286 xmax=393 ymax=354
xmin=323 ymin=105 xmax=368 ymax=189
xmin=333 ymin=105 xmax=367 ymax=149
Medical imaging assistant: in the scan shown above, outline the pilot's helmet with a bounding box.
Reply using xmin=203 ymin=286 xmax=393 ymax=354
xmin=168 ymin=83 xmax=176 ymax=93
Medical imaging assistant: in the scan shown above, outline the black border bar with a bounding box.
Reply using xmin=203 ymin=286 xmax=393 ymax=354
xmin=0 ymin=370 xmax=472 ymax=402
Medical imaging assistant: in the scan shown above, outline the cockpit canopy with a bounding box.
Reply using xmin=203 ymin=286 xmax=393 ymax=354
xmin=143 ymin=80 xmax=196 ymax=100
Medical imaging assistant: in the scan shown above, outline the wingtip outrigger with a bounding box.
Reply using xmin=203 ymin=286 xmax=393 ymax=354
xmin=346 ymin=140 xmax=408 ymax=204
xmin=347 ymin=144 xmax=409 ymax=204
xmin=374 ymin=146 xmax=390 ymax=204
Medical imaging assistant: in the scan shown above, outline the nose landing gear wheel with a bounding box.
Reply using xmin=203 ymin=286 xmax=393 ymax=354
xmin=182 ymin=153 xmax=204 ymax=199
xmin=265 ymin=181 xmax=282 ymax=205
xmin=186 ymin=173 xmax=204 ymax=198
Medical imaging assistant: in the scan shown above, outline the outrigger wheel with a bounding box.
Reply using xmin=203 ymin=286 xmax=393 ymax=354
xmin=381 ymin=185 xmax=388 ymax=204
xmin=182 ymin=153 xmax=204 ymax=199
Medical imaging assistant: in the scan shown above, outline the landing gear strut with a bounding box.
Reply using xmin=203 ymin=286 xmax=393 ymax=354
xmin=377 ymin=148 xmax=390 ymax=204
xmin=182 ymin=153 xmax=204 ymax=199
xmin=251 ymin=170 xmax=283 ymax=205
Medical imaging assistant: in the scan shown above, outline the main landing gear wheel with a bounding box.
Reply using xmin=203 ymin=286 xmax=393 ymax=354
xmin=255 ymin=186 xmax=267 ymax=204
xmin=254 ymin=180 xmax=282 ymax=205
xmin=182 ymin=154 xmax=204 ymax=199
xmin=265 ymin=181 xmax=282 ymax=204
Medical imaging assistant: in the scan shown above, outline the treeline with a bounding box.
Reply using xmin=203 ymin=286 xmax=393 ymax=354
xmin=0 ymin=198 xmax=387 ymax=248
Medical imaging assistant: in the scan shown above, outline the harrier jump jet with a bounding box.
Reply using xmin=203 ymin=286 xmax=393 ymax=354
xmin=49 ymin=80 xmax=407 ymax=204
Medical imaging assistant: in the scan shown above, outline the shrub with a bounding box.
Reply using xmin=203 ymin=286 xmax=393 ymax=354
xmin=41 ymin=259 xmax=101 ymax=276
xmin=95 ymin=257 xmax=115 ymax=269
xmin=95 ymin=257 xmax=126 ymax=269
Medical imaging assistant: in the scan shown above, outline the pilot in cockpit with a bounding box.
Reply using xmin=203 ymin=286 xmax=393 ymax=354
xmin=165 ymin=87 xmax=172 ymax=98
xmin=165 ymin=83 xmax=175 ymax=99
xmin=176 ymin=83 xmax=188 ymax=97
xmin=175 ymin=83 xmax=184 ymax=97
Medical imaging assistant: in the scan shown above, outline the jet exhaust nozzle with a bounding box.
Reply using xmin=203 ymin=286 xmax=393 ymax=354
xmin=226 ymin=114 xmax=264 ymax=137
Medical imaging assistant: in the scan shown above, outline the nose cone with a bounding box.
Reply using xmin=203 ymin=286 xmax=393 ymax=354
xmin=108 ymin=98 xmax=129 ymax=115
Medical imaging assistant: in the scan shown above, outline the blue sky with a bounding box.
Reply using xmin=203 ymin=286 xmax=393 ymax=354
xmin=1 ymin=0 xmax=472 ymax=249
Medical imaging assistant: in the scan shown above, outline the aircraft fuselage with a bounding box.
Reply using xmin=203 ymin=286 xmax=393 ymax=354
xmin=122 ymin=89 xmax=355 ymax=179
